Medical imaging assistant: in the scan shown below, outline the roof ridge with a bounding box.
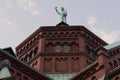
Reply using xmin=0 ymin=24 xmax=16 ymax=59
xmin=103 ymin=41 xmax=120 ymax=50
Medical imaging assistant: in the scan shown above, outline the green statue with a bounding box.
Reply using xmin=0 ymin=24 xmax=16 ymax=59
xmin=55 ymin=7 xmax=67 ymax=23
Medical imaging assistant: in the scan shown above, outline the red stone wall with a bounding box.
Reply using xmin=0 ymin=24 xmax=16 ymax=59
xmin=16 ymin=25 xmax=107 ymax=74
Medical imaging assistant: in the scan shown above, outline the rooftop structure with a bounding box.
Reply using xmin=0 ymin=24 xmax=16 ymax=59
xmin=0 ymin=22 xmax=120 ymax=80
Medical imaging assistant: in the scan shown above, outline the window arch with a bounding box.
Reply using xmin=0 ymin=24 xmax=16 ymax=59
xmin=24 ymin=54 xmax=29 ymax=62
xmin=63 ymin=42 xmax=70 ymax=52
xmin=115 ymin=76 xmax=120 ymax=80
xmin=23 ymin=77 xmax=28 ymax=80
xmin=20 ymin=49 xmax=23 ymax=54
xmin=26 ymin=43 xmax=30 ymax=48
xmin=46 ymin=42 xmax=54 ymax=52
xmin=9 ymin=69 xmax=14 ymax=75
xmin=91 ymin=76 xmax=97 ymax=80
xmin=86 ymin=45 xmax=91 ymax=55
xmin=34 ymin=47 xmax=38 ymax=56
xmin=90 ymin=49 xmax=97 ymax=58
xmin=109 ymin=62 xmax=113 ymax=69
xmin=71 ymin=42 xmax=78 ymax=52
xmin=34 ymin=37 xmax=37 ymax=43
xmin=16 ymin=73 xmax=22 ymax=80
xmin=79 ymin=77 xmax=84 ymax=80
xmin=29 ymin=51 xmax=33 ymax=59
xmin=55 ymin=42 xmax=61 ymax=52
xmin=114 ymin=60 xmax=118 ymax=67
xmin=30 ymin=41 xmax=33 ymax=46
xmin=118 ymin=57 xmax=120 ymax=65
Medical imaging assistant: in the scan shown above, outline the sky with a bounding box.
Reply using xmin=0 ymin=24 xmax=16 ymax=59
xmin=0 ymin=0 xmax=120 ymax=52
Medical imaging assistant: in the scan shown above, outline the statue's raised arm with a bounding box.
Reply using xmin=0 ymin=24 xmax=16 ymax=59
xmin=55 ymin=6 xmax=67 ymax=23
xmin=55 ymin=7 xmax=61 ymax=15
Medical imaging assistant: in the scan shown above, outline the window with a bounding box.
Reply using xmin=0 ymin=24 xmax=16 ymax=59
xmin=118 ymin=57 xmax=120 ymax=65
xmin=46 ymin=42 xmax=53 ymax=52
xmin=9 ymin=69 xmax=14 ymax=75
xmin=34 ymin=47 xmax=38 ymax=56
xmin=91 ymin=76 xmax=97 ymax=80
xmin=114 ymin=60 xmax=118 ymax=67
xmin=109 ymin=62 xmax=113 ymax=69
xmin=55 ymin=45 xmax=61 ymax=52
xmin=86 ymin=60 xmax=91 ymax=65
xmin=86 ymin=46 xmax=91 ymax=55
xmin=32 ymin=63 xmax=35 ymax=67
xmin=115 ymin=77 xmax=120 ymax=80
xmin=29 ymin=51 xmax=33 ymax=59
xmin=91 ymin=49 xmax=97 ymax=58
xmin=21 ymin=58 xmax=24 ymax=61
xmin=71 ymin=42 xmax=78 ymax=52
xmin=16 ymin=73 xmax=21 ymax=80
xmin=24 ymin=54 xmax=29 ymax=62
xmin=23 ymin=77 xmax=28 ymax=80
xmin=63 ymin=44 xmax=70 ymax=52
xmin=34 ymin=61 xmax=38 ymax=65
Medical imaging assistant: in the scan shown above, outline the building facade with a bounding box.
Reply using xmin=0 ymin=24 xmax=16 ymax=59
xmin=0 ymin=22 xmax=120 ymax=80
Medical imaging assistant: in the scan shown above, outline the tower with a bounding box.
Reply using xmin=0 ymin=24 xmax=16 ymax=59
xmin=16 ymin=22 xmax=107 ymax=74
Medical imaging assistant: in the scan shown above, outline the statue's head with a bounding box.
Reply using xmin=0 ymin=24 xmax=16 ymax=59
xmin=61 ymin=7 xmax=64 ymax=11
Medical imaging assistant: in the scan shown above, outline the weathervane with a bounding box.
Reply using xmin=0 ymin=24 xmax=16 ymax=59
xmin=55 ymin=6 xmax=67 ymax=23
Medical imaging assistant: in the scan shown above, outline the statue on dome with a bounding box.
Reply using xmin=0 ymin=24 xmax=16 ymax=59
xmin=55 ymin=6 xmax=67 ymax=23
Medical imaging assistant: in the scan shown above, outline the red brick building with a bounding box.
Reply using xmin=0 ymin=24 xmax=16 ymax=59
xmin=0 ymin=22 xmax=120 ymax=80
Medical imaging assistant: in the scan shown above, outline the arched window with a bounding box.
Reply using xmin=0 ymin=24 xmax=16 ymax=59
xmin=23 ymin=77 xmax=28 ymax=80
xmin=118 ymin=57 xmax=120 ymax=61
xmin=86 ymin=45 xmax=91 ymax=55
xmin=16 ymin=73 xmax=22 ymax=80
xmin=86 ymin=60 xmax=91 ymax=65
xmin=24 ymin=54 xmax=29 ymax=62
xmin=55 ymin=42 xmax=61 ymax=52
xmin=71 ymin=42 xmax=78 ymax=52
xmin=21 ymin=58 xmax=24 ymax=61
xmin=34 ymin=47 xmax=38 ymax=56
xmin=118 ymin=57 xmax=120 ymax=65
xmin=26 ymin=43 xmax=30 ymax=48
xmin=34 ymin=61 xmax=38 ymax=65
xmin=9 ymin=69 xmax=14 ymax=75
xmin=34 ymin=38 xmax=37 ymax=42
xmin=91 ymin=49 xmax=97 ymax=58
xmin=91 ymin=76 xmax=97 ymax=80
xmin=29 ymin=51 xmax=33 ymax=59
xmin=114 ymin=60 xmax=118 ymax=67
xmin=32 ymin=63 xmax=35 ymax=67
xmin=55 ymin=44 xmax=61 ymax=52
xmin=79 ymin=77 xmax=84 ymax=80
xmin=20 ymin=49 xmax=23 ymax=54
xmin=109 ymin=62 xmax=113 ymax=69
xmin=115 ymin=77 xmax=120 ymax=80
xmin=46 ymin=42 xmax=53 ymax=52
xmin=63 ymin=43 xmax=70 ymax=52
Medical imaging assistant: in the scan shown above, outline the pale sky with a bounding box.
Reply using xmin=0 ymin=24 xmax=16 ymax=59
xmin=0 ymin=0 xmax=120 ymax=51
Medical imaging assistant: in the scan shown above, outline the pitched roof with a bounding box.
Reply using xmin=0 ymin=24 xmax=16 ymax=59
xmin=103 ymin=41 xmax=120 ymax=50
xmin=0 ymin=49 xmax=52 ymax=80
xmin=2 ymin=47 xmax=16 ymax=57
